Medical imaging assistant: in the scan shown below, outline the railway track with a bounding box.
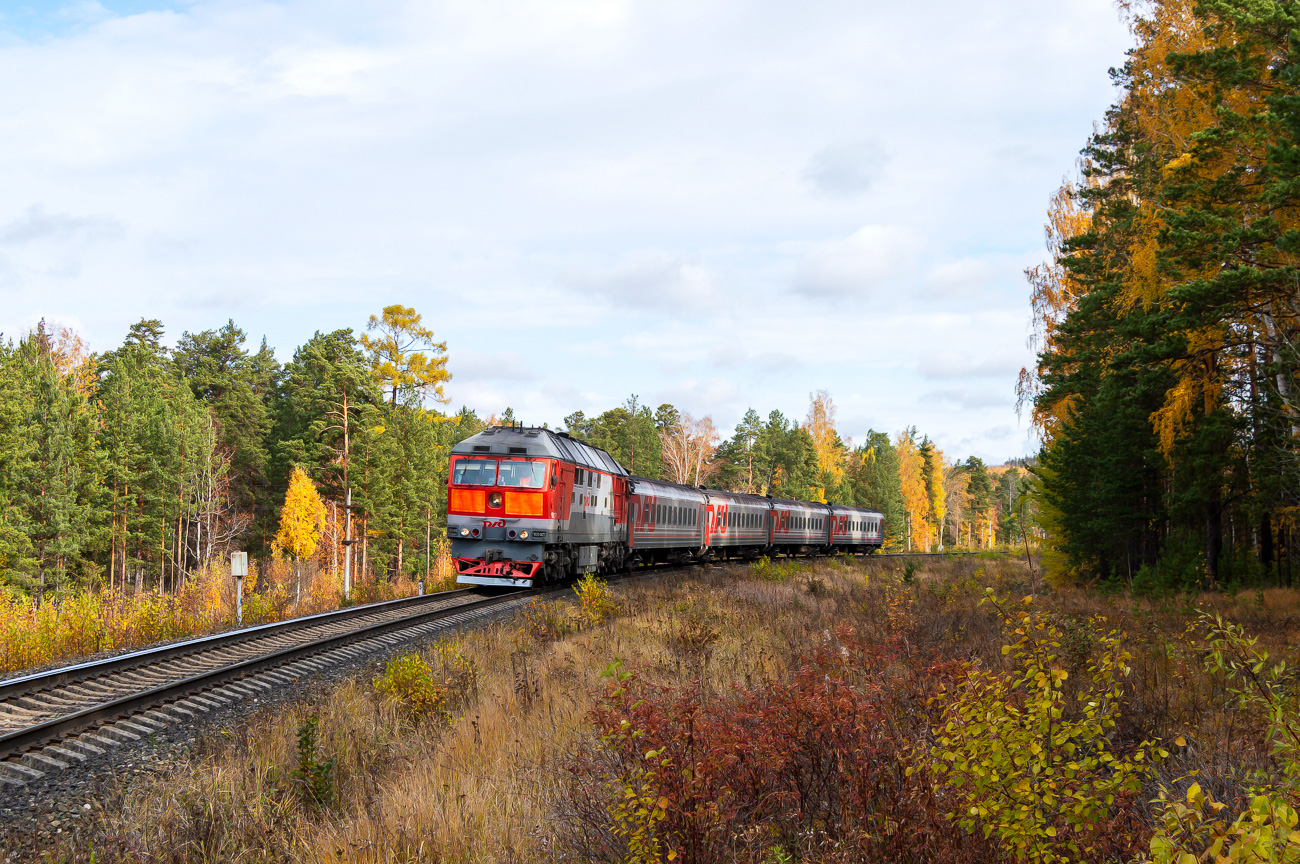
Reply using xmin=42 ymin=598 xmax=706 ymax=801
xmin=0 ymin=587 xmax=537 ymax=787
xmin=0 ymin=554 xmax=924 ymax=789
xmin=873 ymin=551 xmax=1013 ymax=558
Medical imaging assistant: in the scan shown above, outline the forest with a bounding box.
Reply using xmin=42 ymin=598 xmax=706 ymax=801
xmin=0 ymin=307 xmax=1025 ymax=611
xmin=1024 ymin=0 xmax=1300 ymax=591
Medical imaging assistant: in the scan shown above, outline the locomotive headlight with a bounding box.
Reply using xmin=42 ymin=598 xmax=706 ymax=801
xmin=519 ymin=530 xmax=528 ymax=539
xmin=459 ymin=527 xmax=470 ymax=537
xmin=488 ymin=492 xmax=504 ymax=508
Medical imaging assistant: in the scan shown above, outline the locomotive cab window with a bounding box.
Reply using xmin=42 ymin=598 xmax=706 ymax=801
xmin=453 ymin=459 xmax=497 ymax=486
xmin=497 ymin=460 xmax=547 ymax=488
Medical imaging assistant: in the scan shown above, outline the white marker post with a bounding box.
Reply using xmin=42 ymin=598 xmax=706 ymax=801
xmin=231 ymin=551 xmax=248 ymax=627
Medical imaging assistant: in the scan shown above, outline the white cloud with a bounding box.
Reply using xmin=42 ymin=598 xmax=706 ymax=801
xmin=923 ymin=388 xmax=1012 ymax=411
xmin=561 ymin=252 xmax=716 ymax=312
xmin=926 ymin=258 xmax=994 ymax=298
xmin=919 ymin=349 xmax=1028 ymax=380
xmin=803 ymin=140 xmax=887 ymax=196
xmin=0 ymin=0 xmax=1132 ymax=461
xmin=453 ymin=350 xmax=540 ymax=383
xmin=0 ymin=205 xmax=122 ymax=246
xmin=792 ymin=225 xmax=921 ymax=299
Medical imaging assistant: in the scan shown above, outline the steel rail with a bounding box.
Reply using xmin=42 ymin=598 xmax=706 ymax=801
xmin=0 ymin=590 xmax=525 ymax=760
xmin=873 ymin=551 xmax=1013 ymax=558
xmin=0 ymin=588 xmax=479 ymax=702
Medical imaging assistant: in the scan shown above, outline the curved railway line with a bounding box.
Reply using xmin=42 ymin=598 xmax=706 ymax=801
xmin=0 ymin=587 xmax=537 ymax=788
xmin=0 ymin=551 xmax=1005 ymax=789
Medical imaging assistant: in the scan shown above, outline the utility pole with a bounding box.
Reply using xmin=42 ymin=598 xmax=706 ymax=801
xmin=422 ymin=506 xmax=430 ymax=595
xmin=343 ymin=487 xmax=353 ymax=600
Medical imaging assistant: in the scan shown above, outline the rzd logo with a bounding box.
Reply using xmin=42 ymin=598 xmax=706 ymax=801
xmin=481 ymin=519 xmax=506 ymax=528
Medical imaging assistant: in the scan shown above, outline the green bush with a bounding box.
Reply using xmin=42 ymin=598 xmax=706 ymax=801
xmin=750 ymin=556 xmax=802 ymax=584
xmin=574 ymin=573 xmax=617 ymax=625
xmin=921 ymin=591 xmax=1163 ymax=863
xmin=374 ymin=652 xmax=448 ymax=720
xmin=1147 ymin=614 xmax=1300 ymax=863
xmin=292 ymin=714 xmax=336 ymax=809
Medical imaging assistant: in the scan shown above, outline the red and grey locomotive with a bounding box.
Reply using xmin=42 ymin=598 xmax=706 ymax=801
xmin=449 ymin=426 xmax=883 ymax=588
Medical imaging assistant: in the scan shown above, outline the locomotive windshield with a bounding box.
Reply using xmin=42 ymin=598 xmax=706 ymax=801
xmin=497 ymin=460 xmax=548 ymax=488
xmin=452 ymin=458 xmax=497 ymax=486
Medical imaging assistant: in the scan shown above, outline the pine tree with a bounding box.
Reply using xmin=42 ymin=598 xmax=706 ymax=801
xmin=173 ymin=320 xmax=278 ymax=521
xmin=845 ymin=431 xmax=906 ymax=550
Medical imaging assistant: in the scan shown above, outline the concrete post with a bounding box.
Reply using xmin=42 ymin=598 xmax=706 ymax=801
xmin=230 ymin=551 xmax=248 ymax=627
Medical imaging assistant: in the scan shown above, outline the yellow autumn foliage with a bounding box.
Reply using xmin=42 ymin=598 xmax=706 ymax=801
xmin=275 ymin=466 xmax=327 ymax=562
xmin=895 ymin=431 xmax=930 ymax=551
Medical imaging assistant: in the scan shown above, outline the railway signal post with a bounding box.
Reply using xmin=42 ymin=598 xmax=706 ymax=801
xmin=231 ymin=551 xmax=248 ymax=626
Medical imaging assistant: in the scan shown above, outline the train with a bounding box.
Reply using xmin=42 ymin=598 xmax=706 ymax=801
xmin=448 ymin=426 xmax=884 ymax=588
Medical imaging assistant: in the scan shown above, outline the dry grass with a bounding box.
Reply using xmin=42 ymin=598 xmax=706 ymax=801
xmin=41 ymin=554 xmax=1300 ymax=863
xmin=0 ymin=554 xmax=458 ymax=676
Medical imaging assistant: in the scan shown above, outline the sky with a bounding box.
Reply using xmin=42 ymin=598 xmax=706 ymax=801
xmin=0 ymin=0 xmax=1134 ymax=463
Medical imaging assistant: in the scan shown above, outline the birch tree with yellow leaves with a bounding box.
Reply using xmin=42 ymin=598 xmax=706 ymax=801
xmin=805 ymin=390 xmax=846 ymax=504
xmin=895 ymin=429 xmax=930 ymax=552
xmin=276 ymin=466 xmax=327 ymax=610
xmin=920 ymin=438 xmax=946 ymax=552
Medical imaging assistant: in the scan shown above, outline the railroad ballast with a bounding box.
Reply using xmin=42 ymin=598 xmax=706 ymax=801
xmin=448 ymin=426 xmax=883 ymax=588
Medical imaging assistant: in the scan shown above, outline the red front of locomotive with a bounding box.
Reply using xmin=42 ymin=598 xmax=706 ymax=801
xmin=447 ymin=452 xmax=560 ymax=586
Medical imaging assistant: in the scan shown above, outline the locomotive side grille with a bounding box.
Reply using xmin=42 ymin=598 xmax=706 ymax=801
xmin=472 ymin=445 xmax=491 ymax=452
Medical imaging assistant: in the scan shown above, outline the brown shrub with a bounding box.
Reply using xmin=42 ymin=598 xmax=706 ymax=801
xmin=559 ymin=628 xmax=1003 ymax=864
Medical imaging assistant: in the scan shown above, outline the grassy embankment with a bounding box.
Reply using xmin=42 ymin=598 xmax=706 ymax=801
xmin=39 ymin=555 xmax=1300 ymax=863
xmin=0 ymin=554 xmax=457 ymax=676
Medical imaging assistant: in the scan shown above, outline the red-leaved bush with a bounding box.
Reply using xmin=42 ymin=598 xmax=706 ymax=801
xmin=560 ymin=627 xmax=1007 ymax=864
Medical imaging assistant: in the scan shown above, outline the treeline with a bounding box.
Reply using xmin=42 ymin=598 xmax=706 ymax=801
xmin=1024 ymin=0 xmax=1300 ymax=589
xmin=562 ymin=391 xmax=1031 ymax=554
xmin=0 ymin=307 xmax=1026 ymax=601
xmin=0 ymin=308 xmax=488 ymax=600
